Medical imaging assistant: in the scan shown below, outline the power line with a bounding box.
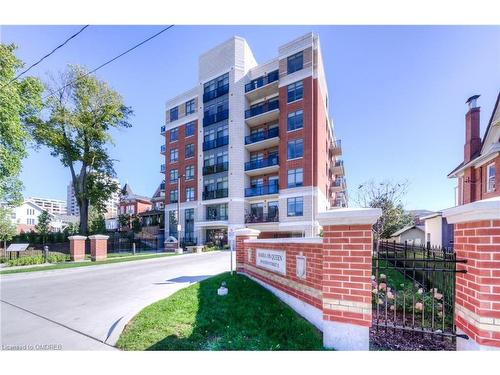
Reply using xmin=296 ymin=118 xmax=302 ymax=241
xmin=43 ymin=25 xmax=175 ymax=101
xmin=1 ymin=25 xmax=89 ymax=90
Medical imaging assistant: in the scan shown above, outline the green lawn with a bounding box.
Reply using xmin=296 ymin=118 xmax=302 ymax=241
xmin=0 ymin=253 xmax=176 ymax=275
xmin=116 ymin=272 xmax=324 ymax=351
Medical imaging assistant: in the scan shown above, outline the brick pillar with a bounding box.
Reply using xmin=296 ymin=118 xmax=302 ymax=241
xmin=234 ymin=228 xmax=260 ymax=273
xmin=443 ymin=197 xmax=500 ymax=350
xmin=317 ymin=208 xmax=381 ymax=351
xmin=88 ymin=235 xmax=109 ymax=261
xmin=68 ymin=235 xmax=87 ymax=262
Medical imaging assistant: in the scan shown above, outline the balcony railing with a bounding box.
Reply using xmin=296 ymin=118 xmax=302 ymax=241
xmin=334 ymin=178 xmax=346 ymax=187
xmin=160 ymin=145 xmax=166 ymax=153
xmin=245 ymin=99 xmax=279 ymax=119
xmin=244 ymin=183 xmax=279 ymax=197
xmin=203 ymin=84 xmax=229 ymax=103
xmin=245 ymin=211 xmax=279 ymax=224
xmin=206 ymin=214 xmax=228 ymax=222
xmin=161 ymin=125 xmax=166 ymax=134
xmin=203 ymin=109 xmax=229 ymax=127
xmin=203 ymin=161 xmax=229 ymax=176
xmin=245 ymin=127 xmax=279 ymax=145
xmin=245 ymin=156 xmax=279 ymax=171
xmin=160 ymin=164 xmax=166 ymax=173
xmin=244 ymin=70 xmax=279 ymax=93
xmin=202 ymin=188 xmax=229 ymax=200
xmin=203 ymin=135 xmax=229 ymax=151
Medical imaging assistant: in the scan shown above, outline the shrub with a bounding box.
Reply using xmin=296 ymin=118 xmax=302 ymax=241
xmin=223 ymin=244 xmax=230 ymax=250
xmin=7 ymin=252 xmax=69 ymax=267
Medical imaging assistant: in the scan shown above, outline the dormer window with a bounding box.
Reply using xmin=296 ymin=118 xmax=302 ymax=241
xmin=487 ymin=163 xmax=496 ymax=192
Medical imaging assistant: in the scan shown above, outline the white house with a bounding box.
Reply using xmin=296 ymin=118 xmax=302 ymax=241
xmin=420 ymin=212 xmax=454 ymax=248
xmin=389 ymin=225 xmax=425 ymax=245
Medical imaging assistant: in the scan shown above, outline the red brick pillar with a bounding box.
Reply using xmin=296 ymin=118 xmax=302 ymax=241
xmin=317 ymin=208 xmax=381 ymax=350
xmin=88 ymin=235 xmax=109 ymax=261
xmin=68 ymin=235 xmax=87 ymax=262
xmin=443 ymin=197 xmax=500 ymax=350
xmin=234 ymin=228 xmax=260 ymax=273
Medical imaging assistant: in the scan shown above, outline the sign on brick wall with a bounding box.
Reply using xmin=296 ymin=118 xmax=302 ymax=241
xmin=256 ymin=248 xmax=286 ymax=275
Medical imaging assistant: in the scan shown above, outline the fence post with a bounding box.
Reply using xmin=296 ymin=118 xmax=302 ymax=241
xmin=88 ymin=234 xmax=109 ymax=261
xmin=317 ymin=208 xmax=382 ymax=350
xmin=68 ymin=235 xmax=87 ymax=262
xmin=443 ymin=197 xmax=500 ymax=350
xmin=234 ymin=228 xmax=260 ymax=273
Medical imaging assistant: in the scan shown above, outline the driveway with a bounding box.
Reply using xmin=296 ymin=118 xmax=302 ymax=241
xmin=0 ymin=251 xmax=231 ymax=350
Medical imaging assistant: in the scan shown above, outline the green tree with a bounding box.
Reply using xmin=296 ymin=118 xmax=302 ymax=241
xmin=63 ymin=222 xmax=80 ymax=236
xmin=118 ymin=213 xmax=130 ymax=230
xmin=0 ymin=206 xmax=17 ymax=251
xmin=35 ymin=210 xmax=51 ymax=244
xmin=89 ymin=206 xmax=106 ymax=234
xmin=132 ymin=215 xmax=142 ymax=234
xmin=355 ymin=179 xmax=414 ymax=240
xmin=28 ymin=65 xmax=132 ymax=234
xmin=0 ymin=44 xmax=43 ymax=205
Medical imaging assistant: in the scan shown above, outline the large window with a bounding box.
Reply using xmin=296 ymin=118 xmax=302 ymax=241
xmin=287 ymin=138 xmax=304 ymax=159
xmin=487 ymin=163 xmax=496 ymax=192
xmin=184 ymin=208 xmax=194 ymax=241
xmin=287 ymin=51 xmax=303 ymax=74
xmin=170 ymin=107 xmax=178 ymax=122
xmin=185 ymin=187 xmax=195 ymax=202
xmin=185 ymin=99 xmax=195 ymax=115
xmin=170 ymin=127 xmax=178 ymax=142
xmin=169 ymin=169 xmax=178 ymax=184
xmin=170 ymin=148 xmax=178 ymax=163
xmin=169 ymin=189 xmax=178 ymax=203
xmin=168 ymin=211 xmax=178 ymax=238
xmin=287 ymin=197 xmax=304 ymax=217
xmin=287 ymin=81 xmax=303 ymax=102
xmin=185 ymin=121 xmax=195 ymax=137
xmin=185 ymin=143 xmax=194 ymax=159
xmin=287 ymin=168 xmax=304 ymax=188
xmin=287 ymin=110 xmax=303 ymax=131
xmin=185 ymin=165 xmax=194 ymax=180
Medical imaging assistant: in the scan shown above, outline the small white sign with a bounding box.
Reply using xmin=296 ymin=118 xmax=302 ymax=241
xmin=256 ymin=249 xmax=286 ymax=275
xmin=6 ymin=243 xmax=29 ymax=252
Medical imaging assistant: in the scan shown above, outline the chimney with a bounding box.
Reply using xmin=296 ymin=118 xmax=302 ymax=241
xmin=464 ymin=95 xmax=481 ymax=163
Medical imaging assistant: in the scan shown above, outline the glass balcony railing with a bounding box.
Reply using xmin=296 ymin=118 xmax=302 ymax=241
xmin=244 ymin=183 xmax=279 ymax=197
xmin=206 ymin=214 xmax=228 ymax=221
xmin=245 ymin=211 xmax=279 ymax=224
xmin=203 ymin=84 xmax=229 ymax=103
xmin=245 ymin=127 xmax=279 ymax=145
xmin=244 ymin=70 xmax=279 ymax=93
xmin=202 ymin=188 xmax=229 ymax=200
xmin=161 ymin=125 xmax=166 ymax=133
xmin=202 ymin=135 xmax=229 ymax=151
xmin=160 ymin=145 xmax=166 ymax=153
xmin=245 ymin=156 xmax=279 ymax=171
xmin=203 ymin=109 xmax=229 ymax=127
xmin=203 ymin=161 xmax=229 ymax=176
xmin=160 ymin=164 xmax=166 ymax=173
xmin=245 ymin=99 xmax=279 ymax=119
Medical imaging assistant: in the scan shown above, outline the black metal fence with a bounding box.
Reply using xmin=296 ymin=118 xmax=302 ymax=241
xmin=371 ymin=240 xmax=467 ymax=350
xmin=106 ymin=232 xmax=165 ymax=253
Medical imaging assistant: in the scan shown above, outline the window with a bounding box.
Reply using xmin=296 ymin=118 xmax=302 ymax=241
xmin=487 ymin=163 xmax=496 ymax=192
xmin=184 ymin=208 xmax=195 ymax=240
xmin=185 ymin=187 xmax=195 ymax=202
xmin=170 ymin=148 xmax=178 ymax=163
xmin=287 ymin=51 xmax=303 ymax=74
xmin=170 ymin=107 xmax=178 ymax=122
xmin=170 ymin=127 xmax=179 ymax=142
xmin=287 ymin=138 xmax=304 ymax=159
xmin=185 ymin=143 xmax=194 ymax=159
xmin=170 ymin=189 xmax=178 ymax=203
xmin=287 ymin=168 xmax=304 ymax=188
xmin=185 ymin=121 xmax=195 ymax=137
xmin=185 ymin=99 xmax=195 ymax=115
xmin=287 ymin=197 xmax=304 ymax=217
xmin=287 ymin=110 xmax=304 ymax=131
xmin=287 ymin=81 xmax=303 ymax=102
xmin=170 ymin=169 xmax=178 ymax=184
xmin=185 ymin=165 xmax=194 ymax=180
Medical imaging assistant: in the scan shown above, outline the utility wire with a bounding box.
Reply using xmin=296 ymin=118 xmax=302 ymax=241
xmin=42 ymin=25 xmax=175 ymax=101
xmin=1 ymin=25 xmax=89 ymax=90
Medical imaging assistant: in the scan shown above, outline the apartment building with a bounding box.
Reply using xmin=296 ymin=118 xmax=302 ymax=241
xmin=448 ymin=93 xmax=500 ymax=205
xmin=67 ymin=176 xmax=120 ymax=218
xmin=27 ymin=196 xmax=67 ymax=215
xmin=161 ymin=33 xmax=346 ymax=245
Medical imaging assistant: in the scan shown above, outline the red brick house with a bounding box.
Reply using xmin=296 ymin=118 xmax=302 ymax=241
xmin=448 ymin=93 xmax=500 ymax=205
xmin=119 ymin=183 xmax=152 ymax=216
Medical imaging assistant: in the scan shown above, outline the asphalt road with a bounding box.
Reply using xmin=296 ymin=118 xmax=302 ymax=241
xmin=0 ymin=251 xmax=231 ymax=350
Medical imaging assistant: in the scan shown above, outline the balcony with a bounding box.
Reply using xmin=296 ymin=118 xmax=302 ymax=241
xmin=330 ymin=139 xmax=342 ymax=156
xmin=244 ymin=99 xmax=279 ymax=127
xmin=244 ymin=156 xmax=279 ymax=176
xmin=160 ymin=164 xmax=166 ymax=173
xmin=330 ymin=178 xmax=346 ymax=193
xmin=244 ymin=127 xmax=279 ymax=151
xmin=202 ymin=188 xmax=229 ymax=201
xmin=203 ymin=84 xmax=229 ymax=103
xmin=203 ymin=109 xmax=229 ymax=127
xmin=161 ymin=125 xmax=166 ymax=134
xmin=203 ymin=135 xmax=229 ymax=151
xmin=245 ymin=211 xmax=279 ymax=224
xmin=203 ymin=161 xmax=229 ymax=176
xmin=330 ymin=159 xmax=344 ymax=175
xmin=245 ymin=183 xmax=279 ymax=198
xmin=206 ymin=214 xmax=228 ymax=222
xmin=245 ymin=70 xmax=279 ymax=102
xmin=160 ymin=144 xmax=166 ymax=154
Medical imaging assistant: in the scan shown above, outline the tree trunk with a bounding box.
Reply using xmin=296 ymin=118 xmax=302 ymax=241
xmin=80 ymin=198 xmax=89 ymax=235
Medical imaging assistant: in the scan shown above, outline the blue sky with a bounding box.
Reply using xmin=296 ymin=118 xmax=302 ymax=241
xmin=1 ymin=25 xmax=499 ymax=211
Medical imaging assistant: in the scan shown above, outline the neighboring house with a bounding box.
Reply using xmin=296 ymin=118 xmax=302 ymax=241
xmin=448 ymin=93 xmax=500 ymax=205
xmin=160 ymin=33 xmax=346 ymax=245
xmin=407 ymin=209 xmax=434 ymax=225
xmin=389 ymin=225 xmax=425 ymax=246
xmin=119 ymin=183 xmax=152 ymax=217
xmin=421 ymin=212 xmax=454 ymax=249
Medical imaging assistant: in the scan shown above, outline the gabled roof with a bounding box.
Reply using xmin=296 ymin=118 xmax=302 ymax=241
xmin=390 ymin=224 xmax=425 ymax=238
xmin=120 ymin=183 xmax=151 ymax=203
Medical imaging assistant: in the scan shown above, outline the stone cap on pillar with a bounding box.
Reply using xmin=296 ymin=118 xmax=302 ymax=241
xmin=317 ymin=208 xmax=382 ymax=226
xmin=68 ymin=235 xmax=87 ymax=240
xmin=234 ymin=228 xmax=261 ymax=237
xmin=88 ymin=234 xmax=110 ymax=240
xmin=442 ymin=196 xmax=500 ymax=224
